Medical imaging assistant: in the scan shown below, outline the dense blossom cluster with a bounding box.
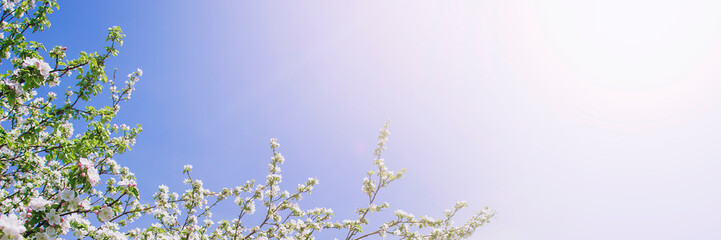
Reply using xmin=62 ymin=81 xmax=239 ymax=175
xmin=0 ymin=1 xmax=494 ymax=239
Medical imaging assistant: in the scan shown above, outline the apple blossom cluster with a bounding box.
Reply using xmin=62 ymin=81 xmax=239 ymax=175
xmin=0 ymin=1 xmax=144 ymax=239
xmin=0 ymin=1 xmax=494 ymax=240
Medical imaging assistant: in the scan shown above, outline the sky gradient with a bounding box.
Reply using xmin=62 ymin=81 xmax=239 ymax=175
xmin=36 ymin=1 xmax=721 ymax=239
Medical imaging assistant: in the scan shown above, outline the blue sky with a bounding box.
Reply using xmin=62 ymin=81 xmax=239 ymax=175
xmin=35 ymin=1 xmax=721 ymax=239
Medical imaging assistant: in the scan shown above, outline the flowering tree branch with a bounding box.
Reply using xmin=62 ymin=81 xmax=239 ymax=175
xmin=0 ymin=1 xmax=494 ymax=240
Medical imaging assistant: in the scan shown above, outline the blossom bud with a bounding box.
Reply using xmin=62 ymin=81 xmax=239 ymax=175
xmin=103 ymin=204 xmax=108 ymax=208
xmin=93 ymin=210 xmax=99 ymax=214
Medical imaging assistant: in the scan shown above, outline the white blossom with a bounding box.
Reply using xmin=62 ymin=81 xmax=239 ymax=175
xmin=34 ymin=232 xmax=51 ymax=240
xmin=22 ymin=57 xmax=51 ymax=78
xmin=0 ymin=213 xmax=26 ymax=239
xmin=86 ymin=166 xmax=101 ymax=186
xmin=28 ymin=197 xmax=51 ymax=211
xmin=247 ymin=200 xmax=256 ymax=214
xmin=46 ymin=209 xmax=61 ymax=226
xmin=3 ymin=79 xmax=22 ymax=95
xmin=98 ymin=207 xmax=115 ymax=222
xmin=58 ymin=189 xmax=75 ymax=202
xmin=117 ymin=179 xmax=136 ymax=187
xmin=2 ymin=0 xmax=16 ymax=11
xmin=79 ymin=157 xmax=94 ymax=168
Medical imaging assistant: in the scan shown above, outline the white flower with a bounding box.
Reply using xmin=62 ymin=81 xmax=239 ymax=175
xmin=22 ymin=58 xmax=51 ymax=78
xmin=0 ymin=213 xmax=26 ymax=239
xmin=46 ymin=209 xmax=61 ymax=226
xmin=3 ymin=79 xmax=23 ymax=95
xmin=47 ymin=78 xmax=60 ymax=87
xmin=79 ymin=198 xmax=91 ymax=210
xmin=60 ymin=214 xmax=77 ymax=234
xmin=270 ymin=138 xmax=280 ymax=149
xmin=2 ymin=1 xmax=15 ymax=11
xmin=111 ymin=165 xmax=120 ymax=175
xmin=0 ymin=146 xmax=12 ymax=155
xmin=35 ymin=232 xmax=51 ymax=240
xmin=379 ymin=223 xmax=389 ymax=238
xmin=108 ymin=231 xmax=126 ymax=240
xmin=16 ymin=57 xmax=28 ymax=67
xmin=86 ymin=166 xmax=100 ymax=186
xmin=117 ymin=179 xmax=135 ymax=187
xmin=98 ymin=207 xmax=114 ymax=222
xmin=43 ymin=228 xmax=58 ymax=239
xmin=78 ymin=157 xmax=94 ymax=168
xmin=28 ymin=197 xmax=52 ymax=211
xmin=247 ymin=201 xmax=256 ymax=214
xmin=58 ymin=189 xmax=75 ymax=202
xmin=70 ymin=197 xmax=90 ymax=211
